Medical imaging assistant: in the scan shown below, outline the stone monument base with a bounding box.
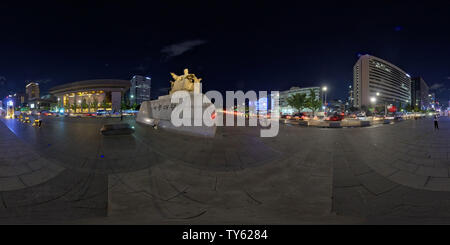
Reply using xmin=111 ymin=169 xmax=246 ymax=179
xmin=136 ymin=92 xmax=216 ymax=138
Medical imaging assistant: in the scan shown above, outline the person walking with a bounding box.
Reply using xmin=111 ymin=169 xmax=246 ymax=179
xmin=434 ymin=114 xmax=439 ymax=130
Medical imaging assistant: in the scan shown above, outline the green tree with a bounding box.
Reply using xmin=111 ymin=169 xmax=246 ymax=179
xmin=82 ymin=98 xmax=88 ymax=111
xmin=405 ymin=103 xmax=413 ymax=112
xmin=375 ymin=105 xmax=385 ymax=114
xmin=348 ymin=106 xmax=358 ymax=113
xmin=286 ymin=93 xmax=307 ymax=114
xmin=71 ymin=103 xmax=77 ymax=112
xmin=101 ymin=100 xmax=108 ymax=110
xmin=305 ymin=89 xmax=321 ymax=117
xmin=121 ymin=102 xmax=130 ymax=110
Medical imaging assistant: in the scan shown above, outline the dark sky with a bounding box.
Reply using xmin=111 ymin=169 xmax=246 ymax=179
xmin=0 ymin=1 xmax=449 ymax=102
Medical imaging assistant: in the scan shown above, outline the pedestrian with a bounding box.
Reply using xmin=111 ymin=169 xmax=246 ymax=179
xmin=120 ymin=112 xmax=123 ymax=121
xmin=434 ymin=114 xmax=439 ymax=130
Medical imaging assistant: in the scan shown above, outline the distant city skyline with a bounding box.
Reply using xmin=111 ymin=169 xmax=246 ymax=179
xmin=0 ymin=2 xmax=449 ymax=103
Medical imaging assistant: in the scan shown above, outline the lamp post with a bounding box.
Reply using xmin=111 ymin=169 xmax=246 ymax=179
xmin=376 ymin=92 xmax=387 ymax=117
xmin=322 ymin=86 xmax=327 ymax=113
xmin=370 ymin=96 xmax=377 ymax=119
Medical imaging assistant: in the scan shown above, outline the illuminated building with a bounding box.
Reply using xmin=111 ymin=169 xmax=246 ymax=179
xmin=49 ymin=79 xmax=130 ymax=113
xmin=411 ymin=77 xmax=429 ymax=110
xmin=6 ymin=100 xmax=14 ymax=119
xmin=26 ymin=82 xmax=40 ymax=101
xmin=130 ymin=75 xmax=151 ymax=105
xmin=353 ymin=55 xmax=411 ymax=108
xmin=278 ymin=86 xmax=321 ymax=114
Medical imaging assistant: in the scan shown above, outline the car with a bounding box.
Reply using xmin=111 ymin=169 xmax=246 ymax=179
xmin=96 ymin=110 xmax=107 ymax=116
xmin=326 ymin=113 xmax=344 ymax=121
xmin=291 ymin=112 xmax=309 ymax=120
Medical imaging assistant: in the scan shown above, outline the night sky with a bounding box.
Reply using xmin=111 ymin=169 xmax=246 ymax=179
xmin=0 ymin=1 xmax=449 ymax=102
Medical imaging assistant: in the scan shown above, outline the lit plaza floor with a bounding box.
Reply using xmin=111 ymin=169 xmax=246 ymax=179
xmin=0 ymin=115 xmax=449 ymax=224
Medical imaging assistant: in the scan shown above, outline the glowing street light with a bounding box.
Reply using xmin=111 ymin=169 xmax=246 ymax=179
xmin=370 ymin=97 xmax=377 ymax=103
xmin=376 ymin=92 xmax=380 ymax=96
xmin=322 ymin=86 xmax=328 ymax=113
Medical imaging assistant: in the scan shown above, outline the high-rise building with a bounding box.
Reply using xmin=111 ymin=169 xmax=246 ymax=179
xmin=353 ymin=55 xmax=411 ymax=108
xmin=278 ymin=86 xmax=321 ymax=114
xmin=26 ymin=82 xmax=40 ymax=101
xmin=429 ymin=93 xmax=436 ymax=110
xmin=411 ymin=77 xmax=429 ymax=111
xmin=130 ymin=75 xmax=151 ymax=105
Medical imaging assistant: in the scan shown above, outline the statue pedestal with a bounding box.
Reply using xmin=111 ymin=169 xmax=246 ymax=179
xmin=136 ymin=92 xmax=216 ymax=138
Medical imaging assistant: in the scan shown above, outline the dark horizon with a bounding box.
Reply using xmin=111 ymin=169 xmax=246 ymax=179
xmin=0 ymin=1 xmax=449 ymax=102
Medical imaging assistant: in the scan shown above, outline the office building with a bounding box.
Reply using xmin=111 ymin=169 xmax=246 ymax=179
xmin=411 ymin=77 xmax=429 ymax=111
xmin=353 ymin=55 xmax=411 ymax=108
xmin=130 ymin=75 xmax=151 ymax=105
xmin=26 ymin=82 xmax=40 ymax=101
xmin=49 ymin=79 xmax=130 ymax=113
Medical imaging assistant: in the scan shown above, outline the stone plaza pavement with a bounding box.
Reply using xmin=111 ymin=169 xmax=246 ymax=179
xmin=0 ymin=116 xmax=449 ymax=224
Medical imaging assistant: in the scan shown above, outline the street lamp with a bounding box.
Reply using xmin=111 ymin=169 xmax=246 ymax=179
xmin=375 ymin=92 xmax=386 ymax=116
xmin=370 ymin=97 xmax=376 ymax=103
xmin=322 ymin=86 xmax=328 ymax=113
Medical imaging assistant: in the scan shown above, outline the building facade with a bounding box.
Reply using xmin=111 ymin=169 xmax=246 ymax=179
xmin=411 ymin=76 xmax=429 ymax=111
xmin=130 ymin=75 xmax=151 ymax=105
xmin=353 ymin=55 xmax=411 ymax=109
xmin=49 ymin=79 xmax=130 ymax=113
xmin=279 ymin=86 xmax=321 ymax=114
xmin=26 ymin=82 xmax=40 ymax=101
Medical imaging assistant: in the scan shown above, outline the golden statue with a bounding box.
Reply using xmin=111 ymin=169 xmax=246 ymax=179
xmin=169 ymin=68 xmax=202 ymax=94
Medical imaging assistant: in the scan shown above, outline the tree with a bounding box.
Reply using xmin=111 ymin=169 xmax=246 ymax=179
xmin=121 ymin=102 xmax=130 ymax=111
xmin=361 ymin=105 xmax=368 ymax=114
xmin=348 ymin=106 xmax=358 ymax=113
xmin=405 ymin=103 xmax=413 ymax=112
xmin=71 ymin=103 xmax=77 ymax=112
xmin=375 ymin=105 xmax=385 ymax=114
xmin=82 ymin=98 xmax=88 ymax=111
xmin=305 ymin=89 xmax=321 ymax=117
xmin=101 ymin=100 xmax=108 ymax=110
xmin=92 ymin=98 xmax=99 ymax=112
xmin=286 ymin=93 xmax=307 ymax=114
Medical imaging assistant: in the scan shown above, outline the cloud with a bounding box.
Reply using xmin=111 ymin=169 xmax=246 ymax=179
xmin=429 ymin=83 xmax=444 ymax=90
xmin=161 ymin=40 xmax=207 ymax=59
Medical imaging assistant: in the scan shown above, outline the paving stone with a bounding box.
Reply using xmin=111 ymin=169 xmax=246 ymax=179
xmin=392 ymin=159 xmax=419 ymax=173
xmin=415 ymin=166 xmax=448 ymax=178
xmin=356 ymin=172 xmax=398 ymax=195
xmin=0 ymin=177 xmax=26 ymax=191
xmin=425 ymin=178 xmax=450 ymax=191
xmin=388 ymin=170 xmax=428 ymax=189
